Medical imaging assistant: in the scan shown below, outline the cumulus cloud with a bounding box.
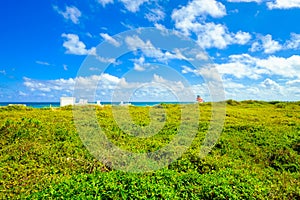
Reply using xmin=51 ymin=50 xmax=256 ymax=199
xmin=145 ymin=7 xmax=165 ymax=22
xmin=227 ymin=0 xmax=262 ymax=3
xmin=250 ymin=34 xmax=282 ymax=54
xmin=234 ymin=31 xmax=252 ymax=45
xmin=54 ymin=5 xmax=81 ymax=24
xmin=132 ymin=56 xmax=148 ymax=71
xmin=172 ymin=0 xmax=226 ymax=35
xmin=261 ymin=78 xmax=281 ymax=90
xmin=196 ymin=23 xmax=251 ymax=49
xmin=23 ymin=74 xmax=117 ymax=94
xmin=196 ymin=75 xmax=297 ymax=101
xmin=221 ymin=79 xmax=286 ymax=101
xmin=100 ymin=33 xmax=121 ymax=47
xmin=181 ymin=65 xmax=223 ymax=83
xmin=216 ymin=54 xmax=262 ymax=79
xmin=125 ymin=35 xmax=164 ymax=59
xmin=228 ymin=0 xmax=300 ymax=9
xmin=96 ymin=56 xmax=116 ymax=64
xmin=256 ymin=55 xmax=300 ymax=78
xmin=23 ymin=73 xmax=195 ymax=102
xmin=125 ymin=35 xmax=189 ymax=61
xmin=267 ymin=0 xmax=300 ymax=9
xmin=133 ymin=63 xmax=146 ymax=72
xmin=285 ymin=33 xmax=300 ymax=49
xmin=119 ymin=0 xmax=149 ymax=12
xmin=171 ymin=0 xmax=251 ymax=49
xmin=250 ymin=33 xmax=300 ymax=53
xmin=151 ymin=74 xmax=195 ymax=101
xmin=97 ymin=0 xmax=114 ymax=7
xmin=286 ymin=79 xmax=300 ymax=86
xmin=214 ymin=54 xmax=300 ymax=80
xmin=172 ymin=0 xmax=226 ymax=23
xmin=62 ymin=33 xmax=96 ymax=55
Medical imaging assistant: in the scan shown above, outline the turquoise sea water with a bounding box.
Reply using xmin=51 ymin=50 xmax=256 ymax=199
xmin=0 ymin=102 xmax=195 ymax=108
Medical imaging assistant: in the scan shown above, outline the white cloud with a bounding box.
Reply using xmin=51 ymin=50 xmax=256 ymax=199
xmin=89 ymin=67 xmax=101 ymax=71
xmin=256 ymin=55 xmax=300 ymax=78
xmin=151 ymin=74 xmax=194 ymax=101
xmin=36 ymin=61 xmax=50 ymax=66
xmin=145 ymin=7 xmax=165 ymax=22
xmin=196 ymin=52 xmax=209 ymax=60
xmin=234 ymin=31 xmax=252 ymax=45
xmin=222 ymin=81 xmax=284 ymax=101
xmin=19 ymin=91 xmax=28 ymax=96
xmin=181 ymin=66 xmax=194 ymax=74
xmin=119 ymin=0 xmax=149 ymax=12
xmin=285 ymin=33 xmax=300 ymax=49
xmin=228 ymin=0 xmax=300 ymax=9
xmin=216 ymin=54 xmax=262 ymax=79
xmin=97 ymin=0 xmax=114 ymax=7
xmin=164 ymin=48 xmax=190 ymax=60
xmin=22 ymin=73 xmax=196 ymax=102
xmin=223 ymin=79 xmax=245 ymax=89
xmin=96 ymin=56 xmax=116 ymax=63
xmin=214 ymin=54 xmax=300 ymax=80
xmin=171 ymin=0 xmax=251 ymax=49
xmin=181 ymin=65 xmax=223 ymax=82
xmin=134 ymin=63 xmax=146 ymax=71
xmin=172 ymin=2 xmax=226 ymax=35
xmin=125 ymin=35 xmax=155 ymax=51
xmin=100 ymin=33 xmax=121 ymax=47
xmin=0 ymin=70 xmax=6 ymax=75
xmin=260 ymin=35 xmax=282 ymax=54
xmin=286 ymin=79 xmax=300 ymax=86
xmin=227 ymin=0 xmax=262 ymax=3
xmin=62 ymin=33 xmax=96 ymax=55
xmin=172 ymin=0 xmax=226 ymax=25
xmin=23 ymin=74 xmax=115 ymax=94
xmin=24 ymin=77 xmax=55 ymax=92
xmin=267 ymin=0 xmax=300 ymax=9
xmin=261 ymin=78 xmax=281 ymax=90
xmin=125 ymin=35 xmax=186 ymax=61
xmin=195 ymin=23 xmax=251 ymax=49
xmin=195 ymin=75 xmax=298 ymax=101
xmin=154 ymin=23 xmax=169 ymax=35
xmin=132 ymin=56 xmax=148 ymax=71
xmin=250 ymin=34 xmax=282 ymax=54
xmin=54 ymin=6 xmax=81 ymax=24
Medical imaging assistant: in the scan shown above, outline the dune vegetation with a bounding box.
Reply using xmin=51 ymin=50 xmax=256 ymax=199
xmin=0 ymin=101 xmax=299 ymax=199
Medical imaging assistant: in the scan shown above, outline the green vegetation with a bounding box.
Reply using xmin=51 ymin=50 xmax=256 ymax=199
xmin=0 ymin=101 xmax=300 ymax=199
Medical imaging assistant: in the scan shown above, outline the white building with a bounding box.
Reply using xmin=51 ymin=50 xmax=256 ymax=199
xmin=60 ymin=97 xmax=76 ymax=107
xmin=78 ymin=99 xmax=88 ymax=105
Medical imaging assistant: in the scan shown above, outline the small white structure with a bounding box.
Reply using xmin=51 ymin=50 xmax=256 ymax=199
xmin=97 ymin=100 xmax=101 ymax=105
xmin=78 ymin=99 xmax=88 ymax=105
xmin=120 ymin=101 xmax=131 ymax=106
xmin=60 ymin=97 xmax=76 ymax=107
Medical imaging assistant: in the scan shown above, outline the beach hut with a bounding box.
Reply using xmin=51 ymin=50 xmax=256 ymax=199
xmin=60 ymin=97 xmax=76 ymax=107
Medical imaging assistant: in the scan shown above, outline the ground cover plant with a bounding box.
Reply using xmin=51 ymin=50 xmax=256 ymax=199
xmin=0 ymin=101 xmax=299 ymax=199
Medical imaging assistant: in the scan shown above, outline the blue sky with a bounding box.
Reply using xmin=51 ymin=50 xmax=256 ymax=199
xmin=0 ymin=0 xmax=300 ymax=102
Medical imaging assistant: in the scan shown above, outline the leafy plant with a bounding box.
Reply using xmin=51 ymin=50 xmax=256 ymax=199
xmin=0 ymin=102 xmax=299 ymax=199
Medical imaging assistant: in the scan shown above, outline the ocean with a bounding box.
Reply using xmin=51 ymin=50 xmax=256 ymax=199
xmin=0 ymin=102 xmax=195 ymax=108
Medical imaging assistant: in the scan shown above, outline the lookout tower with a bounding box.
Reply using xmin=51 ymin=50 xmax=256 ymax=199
xmin=196 ymin=95 xmax=203 ymax=103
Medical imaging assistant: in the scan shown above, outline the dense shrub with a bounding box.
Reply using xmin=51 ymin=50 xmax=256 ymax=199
xmin=0 ymin=102 xmax=299 ymax=199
